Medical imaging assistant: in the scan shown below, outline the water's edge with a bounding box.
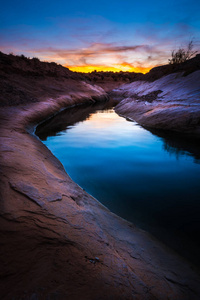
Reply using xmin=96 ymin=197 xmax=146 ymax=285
xmin=36 ymin=100 xmax=200 ymax=268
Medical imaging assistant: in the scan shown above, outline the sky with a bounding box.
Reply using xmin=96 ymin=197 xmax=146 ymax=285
xmin=0 ymin=0 xmax=200 ymax=72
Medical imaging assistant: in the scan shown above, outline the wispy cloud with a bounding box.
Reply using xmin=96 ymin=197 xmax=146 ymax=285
xmin=0 ymin=14 xmax=199 ymax=73
xmin=25 ymin=42 xmax=169 ymax=72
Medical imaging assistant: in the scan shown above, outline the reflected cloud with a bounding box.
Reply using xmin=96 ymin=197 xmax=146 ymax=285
xmin=86 ymin=110 xmax=122 ymax=129
xmin=36 ymin=100 xmax=116 ymax=140
xmin=36 ymin=99 xmax=144 ymax=141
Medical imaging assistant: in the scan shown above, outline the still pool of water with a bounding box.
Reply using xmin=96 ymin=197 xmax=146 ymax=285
xmin=36 ymin=101 xmax=200 ymax=266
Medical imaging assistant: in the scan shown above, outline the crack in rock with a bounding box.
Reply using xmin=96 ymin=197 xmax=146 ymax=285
xmin=9 ymin=181 xmax=62 ymax=206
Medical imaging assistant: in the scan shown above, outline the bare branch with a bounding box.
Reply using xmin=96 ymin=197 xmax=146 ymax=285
xmin=168 ymin=40 xmax=197 ymax=64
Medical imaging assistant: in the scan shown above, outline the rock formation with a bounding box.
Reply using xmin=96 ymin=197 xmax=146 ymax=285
xmin=1 ymin=52 xmax=200 ymax=299
xmin=113 ymin=56 xmax=200 ymax=135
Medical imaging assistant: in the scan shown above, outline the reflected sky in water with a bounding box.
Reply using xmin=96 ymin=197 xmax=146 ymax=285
xmin=39 ymin=104 xmax=200 ymax=266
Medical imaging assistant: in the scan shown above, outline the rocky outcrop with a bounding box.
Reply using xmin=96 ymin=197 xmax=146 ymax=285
xmin=1 ymin=90 xmax=200 ymax=299
xmin=113 ymin=70 xmax=200 ymax=134
xmin=0 ymin=51 xmax=135 ymax=105
xmin=0 ymin=51 xmax=105 ymax=106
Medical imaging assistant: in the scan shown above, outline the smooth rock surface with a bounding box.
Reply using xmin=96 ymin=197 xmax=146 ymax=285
xmin=113 ymin=71 xmax=200 ymax=134
xmin=0 ymin=93 xmax=200 ymax=299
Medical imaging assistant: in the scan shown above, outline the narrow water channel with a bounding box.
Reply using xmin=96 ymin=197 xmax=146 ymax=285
xmin=36 ymin=100 xmax=200 ymax=267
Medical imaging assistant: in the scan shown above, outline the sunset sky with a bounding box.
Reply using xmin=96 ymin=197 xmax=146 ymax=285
xmin=1 ymin=0 xmax=200 ymax=72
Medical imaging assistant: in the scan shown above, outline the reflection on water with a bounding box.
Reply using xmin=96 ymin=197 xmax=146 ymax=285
xmin=36 ymin=99 xmax=119 ymax=140
xmin=148 ymin=128 xmax=200 ymax=164
xmin=37 ymin=100 xmax=200 ymax=267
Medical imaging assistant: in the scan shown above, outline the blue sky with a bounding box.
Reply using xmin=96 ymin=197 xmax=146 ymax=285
xmin=1 ymin=0 xmax=200 ymax=72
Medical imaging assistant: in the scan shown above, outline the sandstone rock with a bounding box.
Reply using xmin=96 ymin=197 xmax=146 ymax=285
xmin=0 ymin=93 xmax=200 ymax=299
xmin=113 ymin=71 xmax=200 ymax=135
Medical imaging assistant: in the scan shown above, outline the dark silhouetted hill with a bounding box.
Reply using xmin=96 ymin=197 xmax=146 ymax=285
xmin=141 ymin=54 xmax=200 ymax=82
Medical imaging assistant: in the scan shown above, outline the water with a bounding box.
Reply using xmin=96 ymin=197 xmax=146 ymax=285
xmin=36 ymin=100 xmax=200 ymax=267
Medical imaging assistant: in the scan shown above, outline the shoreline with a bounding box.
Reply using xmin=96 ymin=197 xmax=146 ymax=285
xmin=1 ymin=95 xmax=200 ymax=299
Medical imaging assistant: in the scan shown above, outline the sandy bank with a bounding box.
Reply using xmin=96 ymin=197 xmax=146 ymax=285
xmin=0 ymin=95 xmax=200 ymax=299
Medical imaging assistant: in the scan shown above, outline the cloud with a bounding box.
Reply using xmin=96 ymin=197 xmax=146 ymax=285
xmin=1 ymin=18 xmax=199 ymax=73
xmin=26 ymin=42 xmax=167 ymax=71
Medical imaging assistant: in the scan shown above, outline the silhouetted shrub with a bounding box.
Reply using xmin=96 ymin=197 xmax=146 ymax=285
xmin=169 ymin=41 xmax=197 ymax=64
xmin=32 ymin=57 xmax=40 ymax=62
xmin=20 ymin=54 xmax=27 ymax=60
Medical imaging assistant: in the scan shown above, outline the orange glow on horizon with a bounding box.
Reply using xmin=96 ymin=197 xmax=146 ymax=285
xmin=65 ymin=64 xmax=152 ymax=74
